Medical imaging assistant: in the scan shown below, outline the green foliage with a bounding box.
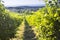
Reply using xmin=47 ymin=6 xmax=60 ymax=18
xmin=0 ymin=0 xmax=60 ymax=40
xmin=0 ymin=11 xmax=23 ymax=40
xmin=25 ymin=0 xmax=60 ymax=40
xmin=26 ymin=7 xmax=60 ymax=40
xmin=0 ymin=1 xmax=23 ymax=40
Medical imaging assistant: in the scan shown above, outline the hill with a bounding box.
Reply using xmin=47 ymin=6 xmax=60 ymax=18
xmin=6 ymin=6 xmax=45 ymax=13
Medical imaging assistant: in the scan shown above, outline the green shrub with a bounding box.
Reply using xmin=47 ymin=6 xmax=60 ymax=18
xmin=26 ymin=7 xmax=60 ymax=40
xmin=0 ymin=10 xmax=23 ymax=40
xmin=26 ymin=0 xmax=60 ymax=40
xmin=0 ymin=1 xmax=23 ymax=40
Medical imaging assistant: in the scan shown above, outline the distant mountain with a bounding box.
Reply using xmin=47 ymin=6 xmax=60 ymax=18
xmin=6 ymin=6 xmax=45 ymax=9
xmin=6 ymin=6 xmax=45 ymax=13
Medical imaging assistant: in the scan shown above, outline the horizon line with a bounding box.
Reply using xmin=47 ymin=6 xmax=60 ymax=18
xmin=5 ymin=4 xmax=45 ymax=7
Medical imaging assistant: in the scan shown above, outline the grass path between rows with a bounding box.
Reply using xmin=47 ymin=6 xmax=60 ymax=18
xmin=12 ymin=19 xmax=37 ymax=40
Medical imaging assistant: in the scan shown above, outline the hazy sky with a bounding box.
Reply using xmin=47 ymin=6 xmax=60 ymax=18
xmin=2 ymin=0 xmax=45 ymax=7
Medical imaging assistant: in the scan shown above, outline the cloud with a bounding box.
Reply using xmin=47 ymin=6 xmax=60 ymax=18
xmin=2 ymin=0 xmax=45 ymax=7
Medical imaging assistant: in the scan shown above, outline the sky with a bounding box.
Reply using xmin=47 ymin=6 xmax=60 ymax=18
xmin=2 ymin=0 xmax=45 ymax=7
